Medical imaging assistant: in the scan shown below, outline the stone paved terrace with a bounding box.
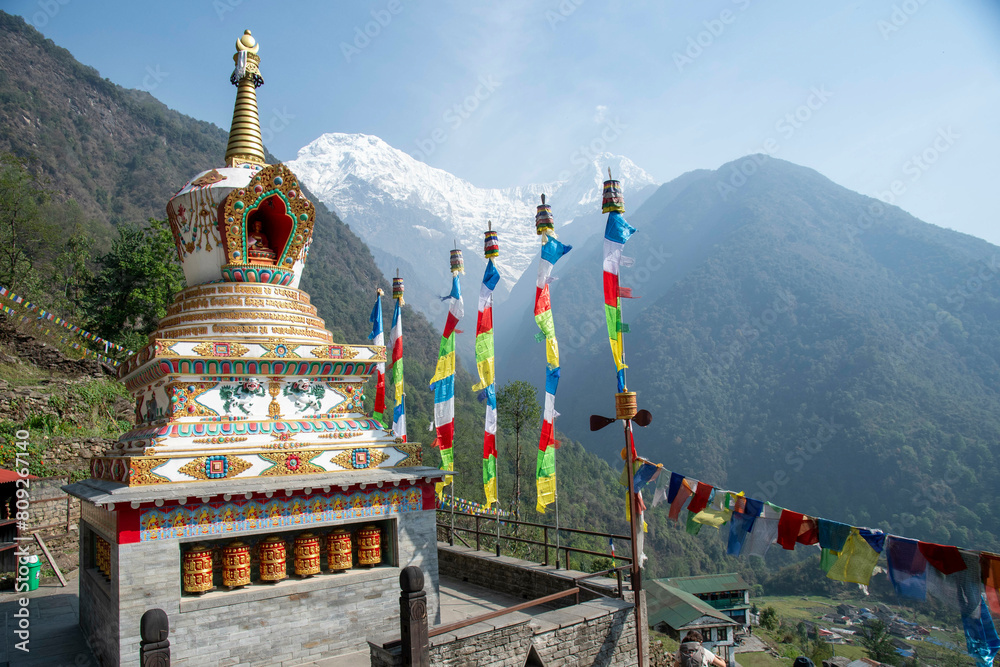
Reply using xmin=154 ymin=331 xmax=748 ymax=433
xmin=0 ymin=568 xmax=599 ymax=666
xmin=0 ymin=571 xmax=96 ymax=666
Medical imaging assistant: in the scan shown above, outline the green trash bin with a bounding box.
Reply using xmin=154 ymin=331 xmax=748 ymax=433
xmin=20 ymin=555 xmax=41 ymax=591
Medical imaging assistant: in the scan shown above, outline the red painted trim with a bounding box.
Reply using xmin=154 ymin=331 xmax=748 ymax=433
xmin=118 ymin=505 xmax=140 ymax=544
xmin=421 ymin=482 xmax=436 ymax=510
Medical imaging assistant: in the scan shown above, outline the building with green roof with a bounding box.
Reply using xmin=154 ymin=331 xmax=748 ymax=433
xmin=659 ymin=573 xmax=752 ymax=632
xmin=646 ymin=580 xmax=738 ymax=666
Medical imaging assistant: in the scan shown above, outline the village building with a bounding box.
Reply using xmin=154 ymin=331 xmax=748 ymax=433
xmin=658 ymin=572 xmax=753 ymax=633
xmin=646 ymin=579 xmax=739 ymax=666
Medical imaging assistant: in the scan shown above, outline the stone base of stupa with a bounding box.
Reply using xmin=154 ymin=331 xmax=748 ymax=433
xmin=66 ymin=467 xmax=445 ymax=667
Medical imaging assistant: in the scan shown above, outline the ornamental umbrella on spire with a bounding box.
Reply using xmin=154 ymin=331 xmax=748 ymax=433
xmin=430 ymin=247 xmax=464 ymax=498
xmin=473 ymin=224 xmax=501 ymax=506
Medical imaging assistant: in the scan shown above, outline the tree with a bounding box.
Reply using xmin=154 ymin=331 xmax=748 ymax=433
xmin=589 ymin=556 xmax=616 ymax=576
xmin=85 ymin=218 xmax=184 ymax=349
xmin=0 ymin=154 xmax=56 ymax=294
xmin=857 ymin=619 xmax=900 ymax=665
xmin=759 ymin=606 xmax=778 ymax=631
xmin=53 ymin=211 xmax=94 ymax=315
xmin=808 ymin=638 xmax=833 ymax=664
xmin=496 ymin=380 xmax=540 ymax=524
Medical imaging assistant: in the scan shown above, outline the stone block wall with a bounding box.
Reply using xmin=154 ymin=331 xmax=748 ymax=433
xmin=80 ymin=498 xmax=440 ymax=666
xmin=371 ymin=597 xmax=641 ymax=667
xmin=372 ymin=545 xmax=647 ymax=667
xmin=27 ymin=476 xmax=78 ymax=532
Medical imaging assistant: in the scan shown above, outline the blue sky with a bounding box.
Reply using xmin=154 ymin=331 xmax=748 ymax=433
xmin=8 ymin=0 xmax=1000 ymax=244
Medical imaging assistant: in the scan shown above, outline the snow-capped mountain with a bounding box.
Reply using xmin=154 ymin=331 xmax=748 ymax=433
xmin=289 ymin=133 xmax=658 ymax=321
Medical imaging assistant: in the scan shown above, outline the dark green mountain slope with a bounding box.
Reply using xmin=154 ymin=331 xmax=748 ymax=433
xmin=501 ymin=155 xmax=1000 ymax=552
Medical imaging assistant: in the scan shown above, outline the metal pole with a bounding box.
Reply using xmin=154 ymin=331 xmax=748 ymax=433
xmin=624 ymin=418 xmax=645 ymax=666
xmin=450 ymin=482 xmax=456 ymax=546
xmin=495 ymin=503 xmax=501 ymax=557
xmin=554 ymin=449 xmax=561 ymax=570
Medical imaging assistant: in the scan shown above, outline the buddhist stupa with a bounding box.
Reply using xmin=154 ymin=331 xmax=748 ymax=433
xmin=65 ymin=31 xmax=444 ymax=667
xmin=87 ymin=29 xmax=419 ymax=486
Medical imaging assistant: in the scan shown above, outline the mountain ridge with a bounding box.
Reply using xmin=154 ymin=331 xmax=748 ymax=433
xmin=288 ymin=131 xmax=659 ymax=328
xmin=499 ymin=153 xmax=1000 ymax=551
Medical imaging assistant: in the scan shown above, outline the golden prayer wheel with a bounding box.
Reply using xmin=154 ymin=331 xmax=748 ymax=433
xmin=356 ymin=525 xmax=382 ymax=567
xmin=293 ymin=532 xmax=321 ymax=577
xmin=258 ymin=536 xmax=287 ymax=582
xmin=182 ymin=545 xmax=214 ymax=594
xmin=222 ymin=540 xmax=251 ymax=588
xmin=95 ymin=535 xmax=110 ymax=577
xmin=327 ymin=529 xmax=352 ymax=572
xmin=615 ymin=391 xmax=637 ymax=421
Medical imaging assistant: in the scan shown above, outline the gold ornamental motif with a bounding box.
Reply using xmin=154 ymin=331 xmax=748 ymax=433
xmin=167 ymin=381 xmax=219 ymax=418
xmin=327 ymin=529 xmax=352 ymax=571
xmin=293 ymin=533 xmax=321 ymax=576
xmin=310 ymin=345 xmax=359 ymax=360
xmin=395 ymin=443 xmax=422 ymax=468
xmin=129 ymin=458 xmax=170 ymax=486
xmin=357 ymin=526 xmax=382 ymax=567
xmin=258 ymin=536 xmax=287 ymax=582
xmin=190 ymin=169 xmax=227 ymax=187
xmin=191 ymin=341 xmax=250 ymax=357
xmin=191 ymin=435 xmax=248 ymax=445
xmin=182 ymin=545 xmax=214 ymax=594
xmin=222 ymin=541 xmax=251 ymax=588
xmin=154 ymin=340 xmax=179 ymax=357
xmin=267 ymin=378 xmax=282 ymax=420
xmin=261 ymin=341 xmax=302 ymax=358
xmin=331 ymin=448 xmax=388 ymax=470
xmin=178 ymin=455 xmax=253 ymax=481
xmin=259 ymin=451 xmax=324 ymax=476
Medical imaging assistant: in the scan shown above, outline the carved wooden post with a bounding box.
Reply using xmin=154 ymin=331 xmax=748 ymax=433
xmin=140 ymin=608 xmax=170 ymax=667
xmin=399 ymin=566 xmax=429 ymax=667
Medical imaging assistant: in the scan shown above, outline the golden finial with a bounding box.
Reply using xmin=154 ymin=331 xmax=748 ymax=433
xmin=236 ymin=29 xmax=259 ymax=54
xmin=225 ymin=29 xmax=266 ymax=168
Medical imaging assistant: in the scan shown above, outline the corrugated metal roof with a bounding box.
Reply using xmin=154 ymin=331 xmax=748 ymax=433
xmin=0 ymin=468 xmax=36 ymax=484
xmin=646 ymin=580 xmax=736 ymax=630
xmin=658 ymin=573 xmax=749 ymax=596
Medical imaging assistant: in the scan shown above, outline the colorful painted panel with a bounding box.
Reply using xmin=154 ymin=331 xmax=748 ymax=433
xmin=138 ymin=487 xmax=424 ymax=542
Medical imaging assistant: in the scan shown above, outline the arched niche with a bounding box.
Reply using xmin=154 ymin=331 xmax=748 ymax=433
xmin=218 ymin=163 xmax=315 ymax=281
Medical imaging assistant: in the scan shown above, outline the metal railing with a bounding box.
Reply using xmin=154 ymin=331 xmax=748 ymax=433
xmin=436 ymin=508 xmax=632 ymax=572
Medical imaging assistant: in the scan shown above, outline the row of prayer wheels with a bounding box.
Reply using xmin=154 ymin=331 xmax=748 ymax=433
xmin=182 ymin=525 xmax=383 ymax=594
xmin=94 ymin=535 xmax=111 ymax=578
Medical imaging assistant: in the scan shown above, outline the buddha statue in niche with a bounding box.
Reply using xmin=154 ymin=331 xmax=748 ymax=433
xmin=247 ymin=218 xmax=277 ymax=264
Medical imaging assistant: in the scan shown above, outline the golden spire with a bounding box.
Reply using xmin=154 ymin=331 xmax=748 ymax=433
xmin=225 ymin=30 xmax=266 ymax=168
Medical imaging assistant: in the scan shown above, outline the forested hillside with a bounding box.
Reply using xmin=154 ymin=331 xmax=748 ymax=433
xmin=501 ymin=156 xmax=1000 ymax=554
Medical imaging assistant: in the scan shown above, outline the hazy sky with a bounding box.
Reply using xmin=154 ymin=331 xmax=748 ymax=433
xmin=8 ymin=0 xmax=1000 ymax=244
